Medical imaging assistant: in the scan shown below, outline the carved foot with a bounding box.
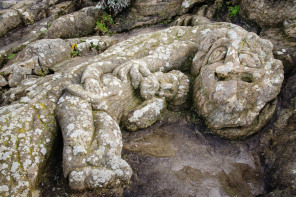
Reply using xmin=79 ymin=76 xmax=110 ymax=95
xmin=68 ymin=157 xmax=132 ymax=191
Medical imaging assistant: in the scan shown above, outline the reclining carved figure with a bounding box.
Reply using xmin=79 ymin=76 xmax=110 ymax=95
xmin=0 ymin=23 xmax=284 ymax=195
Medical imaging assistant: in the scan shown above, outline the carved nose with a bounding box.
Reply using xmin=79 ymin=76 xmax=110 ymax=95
xmin=215 ymin=62 xmax=234 ymax=80
xmin=215 ymin=63 xmax=254 ymax=83
xmin=224 ymin=47 xmax=240 ymax=67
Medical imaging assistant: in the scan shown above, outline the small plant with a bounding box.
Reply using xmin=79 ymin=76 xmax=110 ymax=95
xmin=71 ymin=44 xmax=79 ymax=57
xmin=95 ymin=13 xmax=114 ymax=35
xmin=89 ymin=42 xmax=98 ymax=50
xmin=228 ymin=4 xmax=240 ymax=18
xmin=191 ymin=112 xmax=200 ymax=122
xmin=39 ymin=72 xmax=46 ymax=77
xmin=41 ymin=28 xmax=47 ymax=34
xmin=7 ymin=54 xmax=16 ymax=60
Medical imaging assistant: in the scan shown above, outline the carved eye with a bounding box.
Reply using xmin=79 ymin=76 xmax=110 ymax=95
xmin=239 ymin=53 xmax=261 ymax=68
xmin=208 ymin=47 xmax=227 ymax=64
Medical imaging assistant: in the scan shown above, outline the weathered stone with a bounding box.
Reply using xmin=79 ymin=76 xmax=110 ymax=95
xmin=179 ymin=0 xmax=207 ymax=14
xmin=0 ymin=35 xmax=118 ymax=87
xmin=0 ymin=75 xmax=8 ymax=87
xmin=46 ymin=7 xmax=103 ymax=39
xmin=240 ymin=0 xmax=296 ymax=28
xmin=72 ymin=36 xmax=117 ymax=56
xmin=192 ymin=27 xmax=284 ymax=139
xmin=0 ymin=24 xmax=283 ymax=195
xmin=1 ymin=1 xmax=18 ymax=9
xmin=47 ymin=1 xmax=76 ymax=17
xmin=262 ymin=71 xmax=296 ymax=195
xmin=0 ymin=57 xmax=89 ymax=196
xmin=0 ymin=9 xmax=22 ymax=38
xmin=284 ymin=19 xmax=296 ymax=39
xmin=260 ymin=28 xmax=296 ymax=74
xmin=0 ymin=39 xmax=72 ymax=87
xmin=0 ymin=16 xmax=54 ymax=69
xmin=113 ymin=0 xmax=184 ymax=32
xmin=11 ymin=1 xmax=47 ymax=25
xmin=172 ymin=15 xmax=211 ymax=26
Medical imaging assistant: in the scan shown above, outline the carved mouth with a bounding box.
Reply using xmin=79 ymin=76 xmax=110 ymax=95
xmin=214 ymin=71 xmax=254 ymax=83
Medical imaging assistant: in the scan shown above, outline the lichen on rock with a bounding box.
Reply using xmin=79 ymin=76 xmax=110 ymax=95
xmin=0 ymin=23 xmax=284 ymax=196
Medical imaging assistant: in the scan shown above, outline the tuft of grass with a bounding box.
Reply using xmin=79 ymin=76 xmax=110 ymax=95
xmin=7 ymin=54 xmax=16 ymax=60
xmin=228 ymin=5 xmax=240 ymax=18
xmin=89 ymin=42 xmax=98 ymax=50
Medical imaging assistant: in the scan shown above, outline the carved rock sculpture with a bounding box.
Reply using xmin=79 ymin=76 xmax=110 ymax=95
xmin=0 ymin=23 xmax=283 ymax=196
xmin=192 ymin=27 xmax=284 ymax=139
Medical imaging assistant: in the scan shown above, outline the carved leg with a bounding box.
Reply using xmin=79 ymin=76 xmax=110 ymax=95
xmin=84 ymin=111 xmax=132 ymax=189
xmin=56 ymin=92 xmax=94 ymax=177
xmin=56 ymin=93 xmax=132 ymax=190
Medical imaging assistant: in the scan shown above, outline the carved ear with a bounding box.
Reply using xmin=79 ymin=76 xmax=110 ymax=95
xmin=191 ymin=51 xmax=207 ymax=77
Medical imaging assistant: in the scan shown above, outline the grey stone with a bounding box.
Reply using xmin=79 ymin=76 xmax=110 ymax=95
xmin=11 ymin=1 xmax=47 ymax=25
xmin=0 ymin=75 xmax=8 ymax=87
xmin=192 ymin=28 xmax=283 ymax=139
xmin=284 ymin=19 xmax=296 ymax=39
xmin=260 ymin=28 xmax=296 ymax=74
xmin=0 ymin=39 xmax=72 ymax=87
xmin=113 ymin=0 xmax=184 ymax=32
xmin=0 ymin=9 xmax=22 ymax=38
xmin=240 ymin=0 xmax=296 ymax=28
xmin=172 ymin=15 xmax=212 ymax=26
xmin=262 ymin=71 xmax=296 ymax=195
xmin=179 ymin=0 xmax=207 ymax=14
xmin=46 ymin=7 xmax=103 ymax=39
xmin=0 ymin=23 xmax=284 ymax=195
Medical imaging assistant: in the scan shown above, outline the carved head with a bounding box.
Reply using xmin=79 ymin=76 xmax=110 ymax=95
xmin=192 ymin=27 xmax=284 ymax=139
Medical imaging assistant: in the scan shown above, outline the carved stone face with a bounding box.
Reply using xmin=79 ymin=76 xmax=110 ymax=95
xmin=192 ymin=28 xmax=284 ymax=139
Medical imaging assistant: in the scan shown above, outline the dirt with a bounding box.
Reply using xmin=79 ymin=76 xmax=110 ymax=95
xmin=37 ymin=110 xmax=267 ymax=196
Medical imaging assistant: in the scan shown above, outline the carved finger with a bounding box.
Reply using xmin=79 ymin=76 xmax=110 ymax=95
xmin=183 ymin=16 xmax=193 ymax=26
xmin=81 ymin=65 xmax=102 ymax=83
xmin=66 ymin=84 xmax=104 ymax=104
xmin=114 ymin=63 xmax=132 ymax=82
xmin=84 ymin=78 xmax=102 ymax=94
xmin=130 ymin=65 xmax=142 ymax=89
xmin=139 ymin=64 xmax=151 ymax=77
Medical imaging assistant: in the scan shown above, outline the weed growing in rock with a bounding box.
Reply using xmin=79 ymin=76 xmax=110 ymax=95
xmin=89 ymin=42 xmax=98 ymax=50
xmin=7 ymin=54 xmax=16 ymax=60
xmin=227 ymin=2 xmax=240 ymax=18
xmin=95 ymin=13 xmax=114 ymax=35
xmin=71 ymin=44 xmax=79 ymax=57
